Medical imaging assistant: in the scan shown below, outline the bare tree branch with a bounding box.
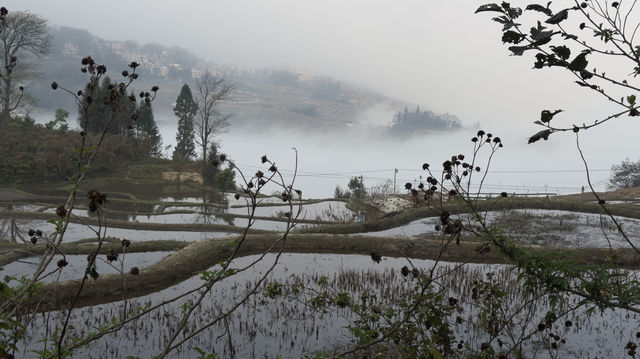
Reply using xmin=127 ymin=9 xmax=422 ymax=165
xmin=0 ymin=10 xmax=51 ymax=122
xmin=193 ymin=72 xmax=235 ymax=174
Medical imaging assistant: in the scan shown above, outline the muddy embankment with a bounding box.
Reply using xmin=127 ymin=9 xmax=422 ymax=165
xmin=296 ymin=197 xmax=640 ymax=234
xmin=16 ymin=231 xmax=640 ymax=312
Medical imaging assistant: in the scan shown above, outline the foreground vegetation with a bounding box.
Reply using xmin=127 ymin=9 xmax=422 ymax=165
xmin=0 ymin=116 xmax=149 ymax=183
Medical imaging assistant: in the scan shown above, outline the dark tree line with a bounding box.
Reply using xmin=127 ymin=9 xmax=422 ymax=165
xmin=0 ymin=115 xmax=148 ymax=183
xmin=390 ymin=106 xmax=462 ymax=135
xmin=78 ymin=76 xmax=162 ymax=156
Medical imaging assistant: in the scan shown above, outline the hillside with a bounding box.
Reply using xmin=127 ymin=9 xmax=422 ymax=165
xmin=23 ymin=26 xmax=463 ymax=135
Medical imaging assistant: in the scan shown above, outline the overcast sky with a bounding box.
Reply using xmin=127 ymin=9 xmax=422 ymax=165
xmin=4 ymin=1 xmax=639 ymax=195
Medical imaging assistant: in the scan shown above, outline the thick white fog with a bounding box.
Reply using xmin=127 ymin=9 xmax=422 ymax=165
xmin=151 ymin=111 xmax=637 ymax=198
xmin=8 ymin=0 xmax=640 ymax=198
xmin=27 ymin=102 xmax=635 ymax=199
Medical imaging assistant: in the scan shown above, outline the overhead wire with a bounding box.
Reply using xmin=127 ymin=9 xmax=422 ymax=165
xmin=230 ymin=162 xmax=611 ymax=193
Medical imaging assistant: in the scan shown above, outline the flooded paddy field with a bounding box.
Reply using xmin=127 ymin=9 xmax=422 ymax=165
xmin=227 ymin=200 xmax=353 ymax=222
xmin=3 ymin=188 xmax=640 ymax=358
xmin=7 ymin=205 xmax=639 ymax=247
xmin=1 ymin=252 xmax=172 ymax=283
xmin=362 ymin=209 xmax=640 ymax=248
xmin=0 ymin=218 xmax=237 ymax=243
xmin=10 ymin=253 xmax=640 ymax=358
xmin=0 ymin=194 xmax=354 ymax=243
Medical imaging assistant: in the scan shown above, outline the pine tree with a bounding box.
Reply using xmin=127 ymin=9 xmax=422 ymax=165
xmin=124 ymin=91 xmax=137 ymax=136
xmin=78 ymin=76 xmax=109 ymax=133
xmin=202 ymin=141 xmax=219 ymax=184
xmin=173 ymin=84 xmax=198 ymax=160
xmin=77 ymin=76 xmax=136 ymax=135
xmin=110 ymin=89 xmax=135 ymax=135
xmin=135 ymin=101 xmax=162 ymax=157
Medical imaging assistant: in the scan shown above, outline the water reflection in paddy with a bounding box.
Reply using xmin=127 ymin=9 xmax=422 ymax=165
xmin=1 ymin=252 xmax=172 ymax=283
xmin=362 ymin=209 xmax=640 ymax=248
xmin=15 ymin=253 xmax=640 ymax=359
xmin=1 ymin=218 xmax=237 ymax=242
xmin=228 ymin=200 xmax=352 ymax=221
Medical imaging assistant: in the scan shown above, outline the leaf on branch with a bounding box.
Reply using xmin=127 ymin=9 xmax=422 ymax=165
xmin=568 ymin=51 xmax=589 ymax=72
xmin=627 ymin=94 xmax=636 ymax=106
xmin=492 ymin=15 xmax=509 ymax=24
xmin=562 ymin=33 xmax=578 ymax=40
xmin=540 ymin=109 xmax=563 ymax=123
xmin=594 ymin=28 xmax=617 ymax=43
xmin=475 ymin=3 xmax=504 ymax=14
xmin=551 ymin=45 xmax=571 ymax=60
xmin=630 ymin=108 xmax=640 ymax=116
xmin=531 ymin=36 xmax=553 ymax=47
xmin=508 ymin=45 xmax=527 ymax=55
xmin=528 ymin=129 xmax=553 ymax=144
xmin=526 ymin=4 xmax=553 ymax=16
xmin=502 ymin=30 xmax=526 ymax=44
xmin=545 ymin=9 xmax=569 ymax=25
xmin=508 ymin=45 xmax=536 ymax=55
xmin=530 ymin=27 xmax=555 ymax=41
xmin=579 ymin=70 xmax=593 ymax=80
xmin=533 ymin=52 xmax=567 ymax=68
xmin=492 ymin=16 xmax=521 ymax=30
xmin=501 ymin=2 xmax=523 ymax=18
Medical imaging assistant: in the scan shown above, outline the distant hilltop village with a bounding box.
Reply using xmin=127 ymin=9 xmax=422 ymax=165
xmin=27 ymin=25 xmax=462 ymax=135
xmin=54 ymin=26 xmax=320 ymax=84
xmin=58 ymin=36 xmax=253 ymax=81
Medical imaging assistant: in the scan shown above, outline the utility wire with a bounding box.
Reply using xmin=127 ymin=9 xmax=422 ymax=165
xmin=232 ymin=163 xmax=609 ymax=192
xmin=234 ymin=163 xmax=611 ymax=176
